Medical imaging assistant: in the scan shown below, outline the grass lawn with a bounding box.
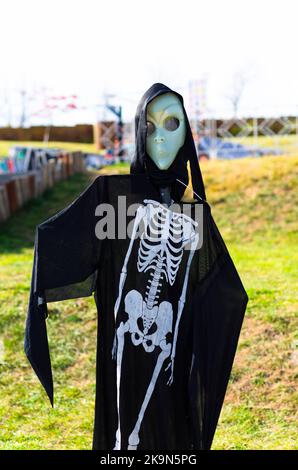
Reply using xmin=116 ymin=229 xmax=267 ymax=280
xmin=0 ymin=155 xmax=297 ymax=449
xmin=1 ymin=135 xmax=298 ymax=159
xmin=0 ymin=140 xmax=98 ymax=158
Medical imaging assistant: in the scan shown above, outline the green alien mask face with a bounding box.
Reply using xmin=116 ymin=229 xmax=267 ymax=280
xmin=146 ymin=92 xmax=186 ymax=170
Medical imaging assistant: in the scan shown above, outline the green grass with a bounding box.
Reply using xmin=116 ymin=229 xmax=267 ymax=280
xmin=1 ymin=134 xmax=298 ymax=159
xmin=0 ymin=155 xmax=297 ymax=449
xmin=0 ymin=140 xmax=98 ymax=158
xmin=230 ymin=134 xmax=298 ymax=154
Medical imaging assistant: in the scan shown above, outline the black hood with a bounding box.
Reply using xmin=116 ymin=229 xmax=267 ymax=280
xmin=130 ymin=82 xmax=206 ymax=202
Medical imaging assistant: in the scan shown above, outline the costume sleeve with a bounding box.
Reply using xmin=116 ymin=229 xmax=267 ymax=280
xmin=24 ymin=176 xmax=105 ymax=405
xmin=188 ymin=207 xmax=249 ymax=449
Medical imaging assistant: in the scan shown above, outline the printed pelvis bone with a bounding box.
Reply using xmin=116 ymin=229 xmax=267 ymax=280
xmin=113 ymin=200 xmax=198 ymax=451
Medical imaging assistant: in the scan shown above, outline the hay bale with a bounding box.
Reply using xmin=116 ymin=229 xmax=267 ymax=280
xmin=14 ymin=179 xmax=23 ymax=207
xmin=49 ymin=161 xmax=56 ymax=187
xmin=28 ymin=173 xmax=36 ymax=198
xmin=64 ymin=152 xmax=74 ymax=177
xmin=34 ymin=169 xmax=43 ymax=196
xmin=61 ymin=160 xmax=67 ymax=180
xmin=19 ymin=175 xmax=31 ymax=203
xmin=68 ymin=152 xmax=74 ymax=176
xmin=54 ymin=160 xmax=62 ymax=182
xmin=46 ymin=162 xmax=54 ymax=188
xmin=40 ymin=166 xmax=48 ymax=193
xmin=73 ymin=151 xmax=85 ymax=173
xmin=5 ymin=179 xmax=22 ymax=213
xmin=0 ymin=185 xmax=10 ymax=222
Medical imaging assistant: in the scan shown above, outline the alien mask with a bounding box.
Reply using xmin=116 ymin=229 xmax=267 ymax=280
xmin=146 ymin=92 xmax=186 ymax=170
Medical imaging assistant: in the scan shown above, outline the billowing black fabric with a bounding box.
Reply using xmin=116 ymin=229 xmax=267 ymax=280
xmin=24 ymin=83 xmax=248 ymax=450
xmin=25 ymin=178 xmax=104 ymax=405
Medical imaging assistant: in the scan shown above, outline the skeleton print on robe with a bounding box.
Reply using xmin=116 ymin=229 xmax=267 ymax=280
xmin=112 ymin=198 xmax=200 ymax=450
xmin=24 ymin=83 xmax=249 ymax=451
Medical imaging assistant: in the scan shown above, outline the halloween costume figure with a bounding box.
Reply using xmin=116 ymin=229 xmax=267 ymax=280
xmin=24 ymin=83 xmax=248 ymax=450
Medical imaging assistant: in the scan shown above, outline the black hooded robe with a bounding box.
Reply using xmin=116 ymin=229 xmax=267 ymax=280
xmin=24 ymin=83 xmax=248 ymax=450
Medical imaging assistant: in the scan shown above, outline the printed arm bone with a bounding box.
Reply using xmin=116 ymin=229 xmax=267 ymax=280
xmin=165 ymin=233 xmax=199 ymax=385
xmin=111 ymin=204 xmax=147 ymax=359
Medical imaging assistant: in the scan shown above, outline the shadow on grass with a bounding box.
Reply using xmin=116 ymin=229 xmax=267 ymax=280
xmin=0 ymin=173 xmax=95 ymax=254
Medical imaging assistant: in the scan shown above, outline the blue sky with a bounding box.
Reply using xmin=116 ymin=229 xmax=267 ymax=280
xmin=0 ymin=0 xmax=297 ymax=125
